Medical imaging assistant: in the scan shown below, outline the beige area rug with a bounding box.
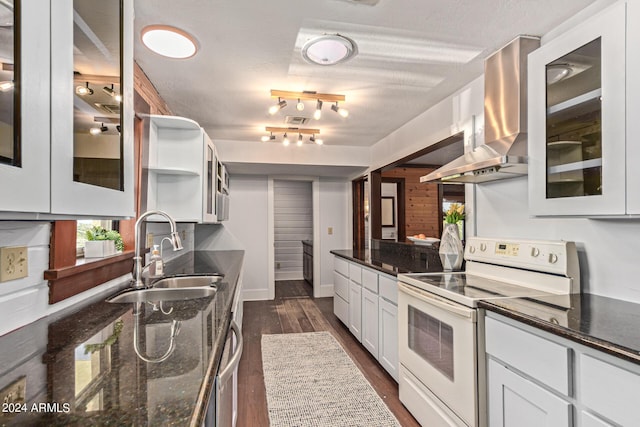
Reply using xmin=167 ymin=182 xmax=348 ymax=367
xmin=261 ymin=331 xmax=401 ymax=427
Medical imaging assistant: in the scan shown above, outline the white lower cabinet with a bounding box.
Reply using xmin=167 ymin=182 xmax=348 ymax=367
xmin=378 ymin=297 xmax=398 ymax=381
xmin=333 ymin=256 xmax=399 ymax=381
xmin=485 ymin=312 xmax=640 ymax=427
xmin=488 ymin=359 xmax=572 ymax=427
xmin=361 ymin=287 xmax=379 ymax=357
xmin=348 ymin=281 xmax=362 ymax=341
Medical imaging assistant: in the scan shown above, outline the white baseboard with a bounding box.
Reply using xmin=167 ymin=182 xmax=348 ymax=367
xmin=243 ymin=288 xmax=270 ymax=301
xmin=317 ymin=283 xmax=334 ymax=298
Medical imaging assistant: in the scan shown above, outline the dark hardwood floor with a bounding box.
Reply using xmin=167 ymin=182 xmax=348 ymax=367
xmin=237 ymin=280 xmax=420 ymax=427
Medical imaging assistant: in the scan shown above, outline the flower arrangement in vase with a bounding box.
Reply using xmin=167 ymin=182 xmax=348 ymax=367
xmin=439 ymin=203 xmax=465 ymax=271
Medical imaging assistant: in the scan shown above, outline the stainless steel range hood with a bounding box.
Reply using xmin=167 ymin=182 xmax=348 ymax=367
xmin=421 ymin=36 xmax=540 ymax=184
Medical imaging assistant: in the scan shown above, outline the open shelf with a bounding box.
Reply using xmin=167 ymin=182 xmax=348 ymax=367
xmin=148 ymin=167 xmax=200 ymax=176
xmin=547 ymin=88 xmax=602 ymax=116
xmin=547 ymin=158 xmax=602 ymax=175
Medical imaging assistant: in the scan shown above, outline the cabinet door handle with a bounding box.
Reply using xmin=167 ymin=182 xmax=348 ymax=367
xmin=219 ymin=320 xmax=243 ymax=383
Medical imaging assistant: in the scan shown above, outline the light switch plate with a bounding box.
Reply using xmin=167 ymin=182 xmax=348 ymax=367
xmin=0 ymin=246 xmax=28 ymax=282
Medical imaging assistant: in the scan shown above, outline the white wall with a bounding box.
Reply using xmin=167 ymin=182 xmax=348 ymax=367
xmin=0 ymin=222 xmax=130 ymax=337
xmin=222 ymin=175 xmax=271 ymax=300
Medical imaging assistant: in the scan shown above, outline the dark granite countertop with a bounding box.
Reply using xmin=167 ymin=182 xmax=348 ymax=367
xmin=479 ymin=293 xmax=640 ymax=365
xmin=0 ymin=250 xmax=243 ymax=426
xmin=330 ymin=242 xmax=443 ymax=276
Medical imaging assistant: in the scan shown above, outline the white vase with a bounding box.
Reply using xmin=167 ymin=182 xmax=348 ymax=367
xmin=439 ymin=223 xmax=464 ymax=271
xmin=84 ymin=240 xmax=116 ymax=258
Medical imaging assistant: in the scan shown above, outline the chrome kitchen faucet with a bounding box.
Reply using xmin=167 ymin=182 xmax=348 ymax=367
xmin=132 ymin=210 xmax=183 ymax=288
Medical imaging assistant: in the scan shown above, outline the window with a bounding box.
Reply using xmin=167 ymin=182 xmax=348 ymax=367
xmin=76 ymin=220 xmax=116 ymax=257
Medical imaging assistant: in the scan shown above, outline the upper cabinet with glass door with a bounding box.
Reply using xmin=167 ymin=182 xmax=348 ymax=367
xmin=0 ymin=0 xmax=51 ymax=213
xmin=50 ymin=0 xmax=134 ymax=217
xmin=528 ymin=2 xmax=626 ymax=216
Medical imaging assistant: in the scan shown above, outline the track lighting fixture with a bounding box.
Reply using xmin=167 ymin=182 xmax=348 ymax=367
xmin=116 ymin=125 xmax=121 ymax=134
xmin=331 ymin=101 xmax=349 ymax=118
xmin=89 ymin=123 xmax=108 ymax=135
xmin=103 ymin=84 xmax=122 ymax=102
xmin=269 ymin=97 xmax=287 ymax=115
xmin=310 ymin=135 xmax=323 ymax=145
xmin=268 ymin=90 xmax=347 ymax=120
xmin=261 ymin=127 xmax=323 ymax=147
xmin=75 ymin=81 xmax=93 ymax=96
xmin=261 ymin=132 xmax=275 ymax=142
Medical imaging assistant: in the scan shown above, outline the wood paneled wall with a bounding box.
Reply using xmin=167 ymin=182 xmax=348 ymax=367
xmin=382 ymin=167 xmax=441 ymax=240
xmin=134 ymin=63 xmax=173 ymax=116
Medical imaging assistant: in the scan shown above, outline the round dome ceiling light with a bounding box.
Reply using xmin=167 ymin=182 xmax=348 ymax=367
xmin=301 ymin=34 xmax=358 ymax=66
xmin=141 ymin=25 xmax=198 ymax=59
xmin=546 ymin=64 xmax=573 ymax=85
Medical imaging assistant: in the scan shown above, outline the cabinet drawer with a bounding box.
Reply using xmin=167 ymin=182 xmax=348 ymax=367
xmin=485 ymin=316 xmax=571 ymax=395
xmin=334 ymin=257 xmax=349 ymax=277
xmin=349 ymin=263 xmax=362 ymax=284
xmin=579 ymin=353 xmax=640 ymax=427
xmin=362 ymin=268 xmax=378 ymax=293
xmin=333 ymin=271 xmax=349 ymax=301
xmin=333 ymin=294 xmax=348 ymax=326
xmin=378 ymin=274 xmax=398 ymax=305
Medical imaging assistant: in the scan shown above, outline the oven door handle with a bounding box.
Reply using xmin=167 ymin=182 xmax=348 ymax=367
xmin=399 ymin=282 xmax=476 ymax=320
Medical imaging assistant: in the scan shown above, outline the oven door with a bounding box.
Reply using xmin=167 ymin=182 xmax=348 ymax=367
xmin=398 ymin=281 xmax=478 ymax=427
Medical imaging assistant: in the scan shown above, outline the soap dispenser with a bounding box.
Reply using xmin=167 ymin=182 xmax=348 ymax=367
xmin=149 ymin=244 xmax=163 ymax=278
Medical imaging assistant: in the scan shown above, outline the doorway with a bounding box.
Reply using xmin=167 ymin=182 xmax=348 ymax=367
xmin=273 ymin=179 xmax=314 ymax=298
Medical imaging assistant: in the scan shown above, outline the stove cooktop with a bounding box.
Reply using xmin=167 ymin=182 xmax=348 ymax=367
xmin=397 ymin=271 xmax=557 ymax=308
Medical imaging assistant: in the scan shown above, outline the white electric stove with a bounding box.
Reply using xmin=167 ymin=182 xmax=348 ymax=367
xmin=397 ymin=237 xmax=580 ymax=427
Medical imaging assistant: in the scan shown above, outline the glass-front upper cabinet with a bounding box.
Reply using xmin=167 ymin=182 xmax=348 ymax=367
xmin=529 ymin=2 xmax=626 ymax=216
xmin=0 ymin=0 xmax=51 ymax=213
xmin=50 ymin=0 xmax=134 ymax=217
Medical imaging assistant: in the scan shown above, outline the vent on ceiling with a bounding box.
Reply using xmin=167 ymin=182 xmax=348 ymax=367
xmin=94 ymin=103 xmax=121 ymax=115
xmin=284 ymin=116 xmax=311 ymax=125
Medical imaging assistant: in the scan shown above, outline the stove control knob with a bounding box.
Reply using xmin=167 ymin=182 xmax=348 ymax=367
xmin=469 ymin=246 xmax=476 ymax=254
xmin=548 ymin=253 xmax=558 ymax=264
xmin=480 ymin=243 xmax=487 ymax=252
xmin=531 ymin=247 xmax=540 ymax=257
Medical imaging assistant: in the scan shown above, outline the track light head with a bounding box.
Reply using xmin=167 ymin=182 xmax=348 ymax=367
xmin=296 ymin=98 xmax=305 ymax=111
xmin=100 ymin=123 xmax=109 ymax=133
xmin=261 ymin=132 xmax=276 ymax=142
xmin=269 ymin=97 xmax=287 ymax=115
xmin=331 ymin=102 xmax=349 ymax=118
xmin=314 ymin=100 xmax=323 ymax=120
xmin=89 ymin=127 xmax=101 ymax=135
xmin=116 ymin=125 xmax=121 ymax=134
xmin=102 ymin=84 xmax=116 ymax=97
xmin=310 ymin=135 xmax=323 ymax=145
xmin=282 ymin=133 xmax=290 ymax=146
xmin=297 ymin=133 xmax=303 ymax=146
xmin=76 ymin=82 xmax=93 ymax=96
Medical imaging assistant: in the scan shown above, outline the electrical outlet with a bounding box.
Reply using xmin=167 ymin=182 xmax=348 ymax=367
xmin=146 ymin=233 xmax=154 ymax=248
xmin=0 ymin=246 xmax=28 ymax=282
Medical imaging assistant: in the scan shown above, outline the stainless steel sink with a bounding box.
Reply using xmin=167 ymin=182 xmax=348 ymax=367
xmin=107 ymin=275 xmax=221 ymax=304
xmin=152 ymin=275 xmax=222 ymax=289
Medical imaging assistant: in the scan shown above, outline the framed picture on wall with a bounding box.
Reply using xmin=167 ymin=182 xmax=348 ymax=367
xmin=381 ymin=196 xmax=395 ymax=227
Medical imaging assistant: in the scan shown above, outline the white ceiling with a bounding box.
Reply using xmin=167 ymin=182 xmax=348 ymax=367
xmin=133 ymin=0 xmax=597 ymax=156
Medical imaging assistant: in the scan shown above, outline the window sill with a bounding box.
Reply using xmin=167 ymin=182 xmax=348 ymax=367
xmin=45 ymin=251 xmax=134 ymax=304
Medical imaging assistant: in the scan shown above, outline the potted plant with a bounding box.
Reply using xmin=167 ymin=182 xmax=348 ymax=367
xmin=84 ymin=226 xmax=124 ymax=258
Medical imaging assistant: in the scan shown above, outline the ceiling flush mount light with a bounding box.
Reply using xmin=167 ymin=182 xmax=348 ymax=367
xmin=268 ymin=90 xmax=347 ymax=120
xmin=262 ymin=126 xmax=322 ymax=147
xmin=141 ymin=25 xmax=198 ymax=59
xmin=302 ymin=34 xmax=358 ymax=66
xmin=76 ymin=82 xmax=93 ymax=96
xmin=546 ymin=64 xmax=573 ymax=85
xmin=268 ymin=97 xmax=287 ymax=115
xmin=331 ymin=101 xmax=349 ymax=118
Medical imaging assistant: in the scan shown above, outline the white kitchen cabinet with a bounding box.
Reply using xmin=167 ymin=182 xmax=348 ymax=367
xmin=361 ymin=287 xmax=379 ymax=357
xmin=146 ymin=115 xmax=218 ymax=223
xmin=485 ymin=312 xmax=640 ymax=427
xmin=378 ymin=297 xmax=398 ymax=381
xmin=487 ymin=359 xmax=572 ymax=427
xmin=528 ymin=2 xmax=628 ymax=216
xmin=348 ymin=280 xmax=362 ymax=341
xmin=50 ymin=0 xmax=135 ymax=217
xmin=1 ymin=0 xmax=134 ymax=218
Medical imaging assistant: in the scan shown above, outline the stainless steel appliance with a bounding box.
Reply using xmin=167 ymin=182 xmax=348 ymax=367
xmin=397 ymin=237 xmax=580 ymax=427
